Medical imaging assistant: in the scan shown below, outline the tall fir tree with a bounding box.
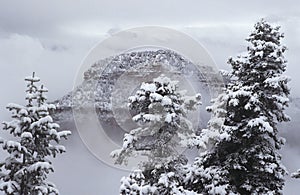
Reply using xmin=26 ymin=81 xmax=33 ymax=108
xmin=184 ymin=19 xmax=290 ymax=194
xmin=111 ymin=74 xmax=201 ymax=194
xmin=0 ymin=73 xmax=71 ymax=194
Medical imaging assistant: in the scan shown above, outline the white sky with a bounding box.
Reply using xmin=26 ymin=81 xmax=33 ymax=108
xmin=0 ymin=0 xmax=300 ymax=194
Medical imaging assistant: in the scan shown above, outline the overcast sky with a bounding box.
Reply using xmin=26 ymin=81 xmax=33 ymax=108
xmin=1 ymin=0 xmax=300 ymax=194
xmin=1 ymin=0 xmax=300 ymax=102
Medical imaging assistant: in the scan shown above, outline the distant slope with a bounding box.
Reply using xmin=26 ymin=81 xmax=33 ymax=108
xmin=52 ymin=50 xmax=222 ymax=128
xmin=51 ymin=49 xmax=299 ymax=147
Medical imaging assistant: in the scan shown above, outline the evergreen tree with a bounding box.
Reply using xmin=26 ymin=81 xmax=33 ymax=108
xmin=111 ymin=74 xmax=201 ymax=194
xmin=0 ymin=73 xmax=71 ymax=194
xmin=185 ymin=19 xmax=290 ymax=194
xmin=291 ymin=169 xmax=300 ymax=179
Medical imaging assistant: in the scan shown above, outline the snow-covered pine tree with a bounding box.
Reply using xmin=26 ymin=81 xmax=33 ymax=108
xmin=181 ymin=91 xmax=231 ymax=195
xmin=111 ymin=74 xmax=201 ymax=194
xmin=0 ymin=72 xmax=71 ymax=194
xmin=185 ymin=19 xmax=290 ymax=194
xmin=291 ymin=169 xmax=300 ymax=179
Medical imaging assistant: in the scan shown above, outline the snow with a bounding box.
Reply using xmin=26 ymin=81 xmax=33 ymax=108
xmin=25 ymin=76 xmax=40 ymax=82
xmin=128 ymin=96 xmax=137 ymax=103
xmin=291 ymin=169 xmax=300 ymax=179
xmin=161 ymin=96 xmax=172 ymax=106
xmin=150 ymin=92 xmax=163 ymax=102
xmin=264 ymin=41 xmax=277 ymax=48
xmin=28 ymin=162 xmax=54 ymax=172
xmin=136 ymin=90 xmax=146 ymax=96
xmin=132 ymin=113 xmax=161 ymax=123
xmin=6 ymin=103 xmax=23 ymax=110
xmin=247 ymin=116 xmax=273 ymax=133
xmin=38 ymin=85 xmax=48 ymax=92
xmin=208 ymin=185 xmax=229 ymax=195
xmin=34 ymin=186 xmax=49 ymax=194
xmin=122 ymin=133 xmax=135 ymax=148
xmin=47 ymin=104 xmax=56 ymax=110
xmin=265 ymin=163 xmax=278 ymax=174
xmin=5 ymin=140 xmax=22 ymax=152
xmin=230 ymin=52 xmax=248 ymax=64
xmin=272 ymin=95 xmax=289 ymax=104
xmin=0 ymin=73 xmax=71 ymax=195
xmin=22 ymin=116 xmax=31 ymax=124
xmin=244 ymin=102 xmax=251 ymax=110
xmin=165 ymin=113 xmax=176 ymax=123
xmin=57 ymin=131 xmax=72 ymax=139
xmin=158 ymin=172 xmax=175 ymax=187
xmin=255 ymin=51 xmax=264 ymax=58
xmin=178 ymin=132 xmax=200 ymax=148
xmin=144 ymin=114 xmax=161 ymax=122
xmin=18 ymin=108 xmax=28 ymax=115
xmin=25 ymin=93 xmax=37 ymax=100
xmin=228 ymin=86 xmax=252 ymax=98
xmin=140 ymin=83 xmax=156 ymax=93
xmin=21 ymin=132 xmax=33 ymax=139
xmin=264 ymin=75 xmax=291 ymax=88
xmin=50 ymin=144 xmax=66 ymax=153
xmin=30 ymin=116 xmax=53 ymax=129
xmin=3 ymin=120 xmax=21 ymax=134
xmin=154 ymin=75 xmax=171 ymax=85
xmin=229 ymin=98 xmax=239 ymax=106
xmin=110 ymin=149 xmax=122 ymax=158
xmin=49 ymin=129 xmax=58 ymax=136
xmin=183 ymin=94 xmax=201 ymax=109
xmin=138 ymin=96 xmax=146 ymax=101
xmin=48 ymin=123 xmax=60 ymax=129
xmin=0 ymin=181 xmax=19 ymax=194
xmin=140 ymin=185 xmax=156 ymax=194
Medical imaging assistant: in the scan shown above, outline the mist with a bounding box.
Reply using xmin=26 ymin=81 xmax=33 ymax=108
xmin=1 ymin=0 xmax=300 ymax=194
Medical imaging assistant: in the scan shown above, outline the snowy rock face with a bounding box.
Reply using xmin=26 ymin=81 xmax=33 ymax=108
xmin=51 ymin=50 xmax=223 ymax=136
xmin=50 ymin=49 xmax=300 ymax=147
